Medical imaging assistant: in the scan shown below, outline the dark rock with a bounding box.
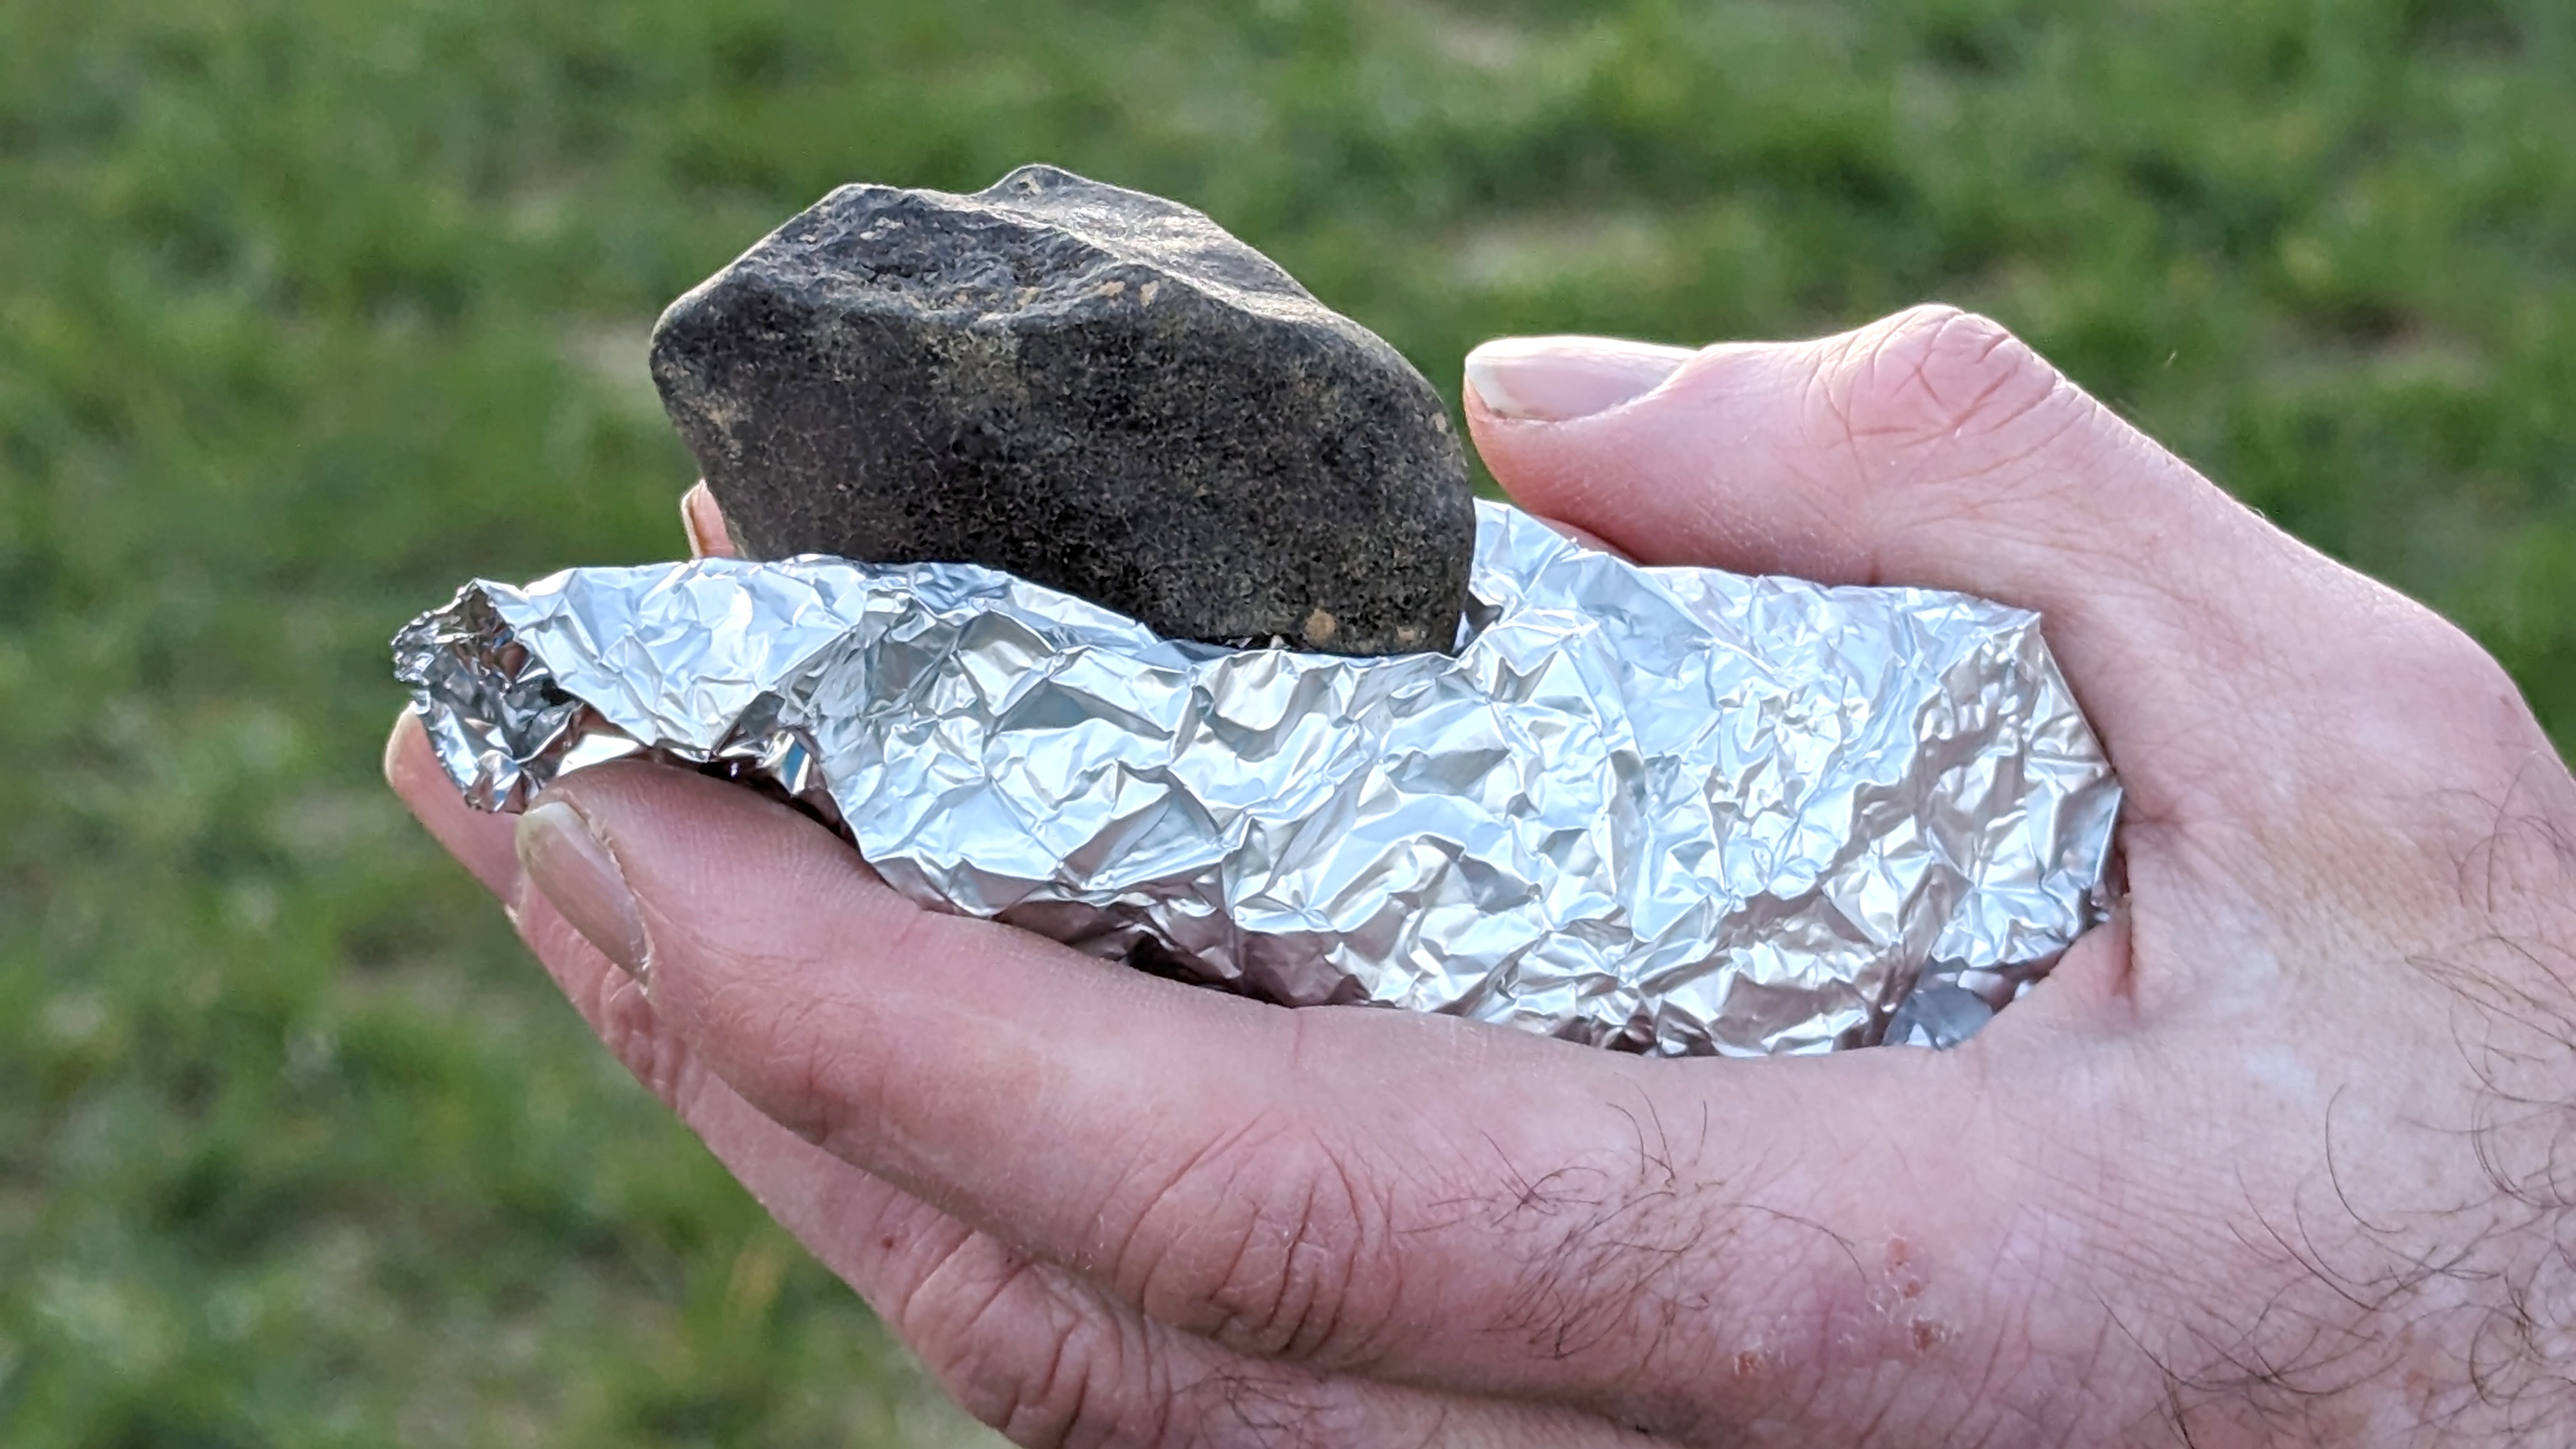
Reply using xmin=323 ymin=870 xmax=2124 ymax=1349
xmin=650 ymin=164 xmax=1475 ymax=656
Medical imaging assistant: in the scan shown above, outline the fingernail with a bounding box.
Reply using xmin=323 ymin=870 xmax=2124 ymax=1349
xmin=1464 ymin=336 xmax=1696 ymax=422
xmin=518 ymin=799 xmax=649 ymax=979
xmin=680 ymin=489 xmax=712 ymax=558
xmin=682 ymin=482 xmax=739 ymax=560
xmin=383 ymin=709 xmax=418 ymax=789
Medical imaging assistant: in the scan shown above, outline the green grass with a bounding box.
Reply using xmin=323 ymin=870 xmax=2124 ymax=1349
xmin=3 ymin=0 xmax=2571 ymax=1443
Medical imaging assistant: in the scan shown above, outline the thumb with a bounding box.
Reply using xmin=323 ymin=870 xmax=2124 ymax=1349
xmin=511 ymin=760 xmax=1950 ymax=1429
xmin=1463 ymin=306 xmax=2350 ymax=820
xmin=1462 ymin=307 xmax=2274 ymax=607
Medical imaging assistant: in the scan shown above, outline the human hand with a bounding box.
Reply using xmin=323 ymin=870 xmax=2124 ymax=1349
xmin=388 ymin=305 xmax=2576 ymax=1445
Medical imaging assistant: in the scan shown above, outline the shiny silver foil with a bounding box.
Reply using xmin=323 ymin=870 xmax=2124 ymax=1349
xmin=395 ymin=501 xmax=2119 ymax=1055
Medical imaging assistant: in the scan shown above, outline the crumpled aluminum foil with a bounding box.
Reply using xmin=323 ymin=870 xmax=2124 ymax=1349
xmin=395 ymin=501 xmax=2119 ymax=1055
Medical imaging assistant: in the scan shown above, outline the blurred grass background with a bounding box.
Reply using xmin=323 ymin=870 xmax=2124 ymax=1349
xmin=3 ymin=0 xmax=2571 ymax=1443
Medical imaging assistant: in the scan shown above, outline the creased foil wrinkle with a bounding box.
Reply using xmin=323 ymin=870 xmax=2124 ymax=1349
xmin=396 ymin=501 xmax=2119 ymax=1055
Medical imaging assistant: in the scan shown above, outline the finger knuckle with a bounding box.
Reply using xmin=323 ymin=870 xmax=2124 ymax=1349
xmin=1815 ymin=304 xmax=2077 ymax=465
xmin=2294 ymin=576 xmax=2513 ymax=715
xmin=1125 ymin=1116 xmax=1404 ymax=1368
xmin=2402 ymin=610 xmax=2518 ymax=701
xmin=525 ymin=905 xmax=708 ymax=1112
xmin=700 ymin=978 xmax=857 ymax=1146
xmin=2258 ymin=578 xmax=2561 ymax=827
xmin=910 ymin=1252 xmax=1165 ymax=1449
xmin=592 ymin=981 xmax=689 ymax=1103
xmin=2375 ymin=604 xmax=2543 ymax=751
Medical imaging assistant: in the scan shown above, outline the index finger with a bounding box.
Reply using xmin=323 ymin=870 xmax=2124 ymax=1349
xmin=527 ymin=758 xmax=1979 ymax=1434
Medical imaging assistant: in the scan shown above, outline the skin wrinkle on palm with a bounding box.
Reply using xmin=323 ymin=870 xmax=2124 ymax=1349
xmin=390 ymin=308 xmax=2576 ymax=1446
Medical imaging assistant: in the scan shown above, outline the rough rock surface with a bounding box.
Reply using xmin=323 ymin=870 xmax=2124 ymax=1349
xmin=649 ymin=164 xmax=1475 ymax=655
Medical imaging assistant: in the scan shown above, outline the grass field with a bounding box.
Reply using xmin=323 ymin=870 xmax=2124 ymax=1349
xmin=3 ymin=0 xmax=2572 ymax=1443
